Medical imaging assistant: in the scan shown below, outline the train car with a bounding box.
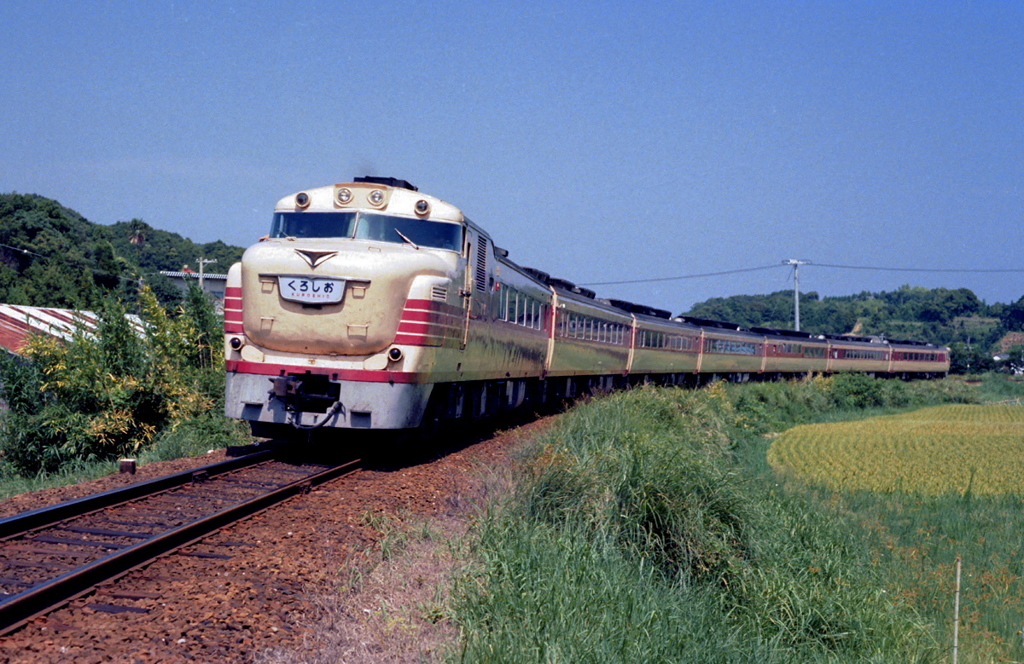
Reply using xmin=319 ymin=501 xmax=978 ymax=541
xmin=681 ymin=317 xmax=766 ymax=381
xmin=545 ymin=281 xmax=633 ymax=392
xmin=754 ymin=327 xmax=830 ymax=377
xmin=823 ymin=334 xmax=894 ymax=375
xmin=225 ymin=177 xmax=950 ymax=437
xmin=886 ymin=339 xmax=950 ymax=378
xmin=624 ymin=305 xmax=702 ymax=380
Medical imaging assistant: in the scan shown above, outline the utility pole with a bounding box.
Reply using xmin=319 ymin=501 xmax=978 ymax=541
xmin=783 ymin=259 xmax=808 ymax=331
xmin=197 ymin=258 xmax=217 ymax=292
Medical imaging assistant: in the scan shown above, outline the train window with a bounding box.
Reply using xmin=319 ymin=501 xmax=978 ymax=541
xmin=271 ymin=212 xmax=357 ymax=239
xmin=706 ymin=338 xmax=757 ymax=355
xmin=271 ymin=211 xmax=464 ymax=251
xmin=357 ymin=213 xmax=464 ymax=252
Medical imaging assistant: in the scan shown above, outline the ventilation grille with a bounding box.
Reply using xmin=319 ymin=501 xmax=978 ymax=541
xmin=431 ymin=286 xmax=448 ymax=302
xmin=475 ymin=237 xmax=488 ymax=293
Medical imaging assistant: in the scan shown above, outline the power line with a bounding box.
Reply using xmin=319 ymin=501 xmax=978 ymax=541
xmin=0 ymin=242 xmax=46 ymax=259
xmin=579 ymin=264 xmax=784 ymax=286
xmin=0 ymin=241 xmax=144 ymax=285
xmin=813 ymin=263 xmax=1024 ymax=274
xmin=579 ymin=261 xmax=1024 ymax=286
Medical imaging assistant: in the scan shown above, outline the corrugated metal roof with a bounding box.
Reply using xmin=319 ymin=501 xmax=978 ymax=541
xmin=0 ymin=304 xmax=144 ymax=355
xmin=160 ymin=271 xmax=229 ymax=280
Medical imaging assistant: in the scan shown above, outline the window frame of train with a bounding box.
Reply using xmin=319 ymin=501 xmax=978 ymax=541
xmin=704 ymin=337 xmax=759 ymax=356
xmin=895 ymin=351 xmax=938 ymax=362
xmin=497 ymin=283 xmax=547 ymax=331
xmin=843 ymin=349 xmax=888 ymax=361
xmin=557 ymin=310 xmax=629 ymax=345
xmin=638 ymin=329 xmax=697 ymax=352
xmin=772 ymin=342 xmax=805 ymax=356
xmin=270 ymin=211 xmax=463 ymax=252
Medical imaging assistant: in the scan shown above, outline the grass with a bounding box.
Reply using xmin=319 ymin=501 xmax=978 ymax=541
xmin=443 ymin=374 xmax=1024 ymax=662
xmin=836 ymin=490 xmax=1024 ymax=663
xmin=0 ymin=457 xmax=122 ymax=502
xmin=764 ymin=391 xmax=1024 ymax=662
xmin=0 ymin=412 xmax=252 ymax=501
xmin=449 ymin=380 xmax=965 ymax=663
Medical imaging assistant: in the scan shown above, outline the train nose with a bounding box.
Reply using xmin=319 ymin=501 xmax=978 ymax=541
xmin=238 ymin=243 xmax=452 ymax=356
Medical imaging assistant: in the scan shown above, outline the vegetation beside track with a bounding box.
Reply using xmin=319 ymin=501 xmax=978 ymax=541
xmin=448 ymin=375 xmax=1023 ymax=663
xmin=0 ymin=284 xmax=251 ymax=498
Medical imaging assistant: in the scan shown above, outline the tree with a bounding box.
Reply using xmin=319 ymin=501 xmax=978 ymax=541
xmin=948 ymin=341 xmax=995 ymax=375
xmin=1000 ymin=295 xmax=1024 ymax=332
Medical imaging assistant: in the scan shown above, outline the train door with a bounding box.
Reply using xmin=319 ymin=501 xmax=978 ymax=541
xmin=462 ymin=228 xmax=492 ymax=348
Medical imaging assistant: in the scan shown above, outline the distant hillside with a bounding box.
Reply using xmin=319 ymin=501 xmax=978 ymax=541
xmin=0 ymin=193 xmax=244 ymax=308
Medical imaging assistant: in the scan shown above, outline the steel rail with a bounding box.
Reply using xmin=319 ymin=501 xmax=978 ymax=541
xmin=0 ymin=457 xmax=360 ymax=636
xmin=0 ymin=450 xmax=275 ymax=541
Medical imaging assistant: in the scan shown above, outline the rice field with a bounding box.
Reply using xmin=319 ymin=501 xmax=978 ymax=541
xmin=767 ymin=404 xmax=1024 ymax=495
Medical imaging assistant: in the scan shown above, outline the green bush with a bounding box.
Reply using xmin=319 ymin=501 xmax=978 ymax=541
xmin=0 ymin=284 xmax=234 ymax=475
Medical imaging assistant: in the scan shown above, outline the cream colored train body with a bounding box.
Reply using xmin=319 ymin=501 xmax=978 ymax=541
xmin=224 ymin=178 xmax=950 ymax=437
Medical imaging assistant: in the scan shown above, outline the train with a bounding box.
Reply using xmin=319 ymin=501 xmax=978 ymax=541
xmin=223 ymin=177 xmax=950 ymax=438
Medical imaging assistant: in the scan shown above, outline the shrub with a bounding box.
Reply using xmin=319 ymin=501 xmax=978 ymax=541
xmin=0 ymin=284 xmax=229 ymax=475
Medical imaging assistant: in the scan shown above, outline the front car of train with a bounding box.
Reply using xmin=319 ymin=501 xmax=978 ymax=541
xmin=224 ymin=177 xmax=466 ymax=437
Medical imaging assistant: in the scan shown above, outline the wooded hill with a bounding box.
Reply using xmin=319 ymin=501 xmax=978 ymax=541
xmin=0 ymin=193 xmax=244 ymax=309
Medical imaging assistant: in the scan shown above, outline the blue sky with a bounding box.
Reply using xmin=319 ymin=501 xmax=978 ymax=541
xmin=2 ymin=1 xmax=1021 ymax=313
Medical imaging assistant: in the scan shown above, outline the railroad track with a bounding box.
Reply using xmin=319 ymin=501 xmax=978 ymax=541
xmin=0 ymin=450 xmax=360 ymax=636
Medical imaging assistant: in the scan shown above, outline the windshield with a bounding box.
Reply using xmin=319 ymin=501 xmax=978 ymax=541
xmin=270 ymin=211 xmax=462 ymax=251
xmin=271 ymin=212 xmax=357 ymax=239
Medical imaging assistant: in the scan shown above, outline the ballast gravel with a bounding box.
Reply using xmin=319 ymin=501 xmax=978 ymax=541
xmin=0 ymin=418 xmax=550 ymax=664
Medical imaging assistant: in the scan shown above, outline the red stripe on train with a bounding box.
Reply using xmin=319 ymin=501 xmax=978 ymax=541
xmin=226 ymin=360 xmax=421 ymax=383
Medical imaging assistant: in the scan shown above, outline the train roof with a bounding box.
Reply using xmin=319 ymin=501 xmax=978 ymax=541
xmin=353 ymin=176 xmax=418 ymax=191
xmin=606 ymin=299 xmax=672 ymax=320
xmin=749 ymin=326 xmax=822 ymax=340
xmin=276 ymin=177 xmax=465 ymax=224
xmin=521 ymin=266 xmax=550 ymax=283
xmin=676 ymin=316 xmax=747 ymax=332
xmin=885 ymin=338 xmax=945 ymax=348
xmin=546 ymin=277 xmax=595 ymax=299
xmin=823 ymin=333 xmax=886 ymax=344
